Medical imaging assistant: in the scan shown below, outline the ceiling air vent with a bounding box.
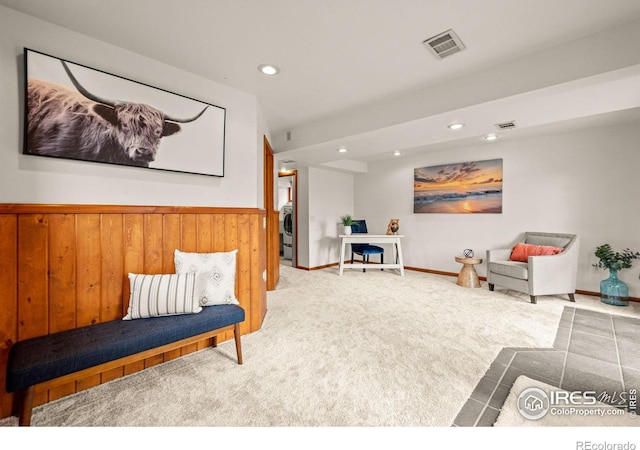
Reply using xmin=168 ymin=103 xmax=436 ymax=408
xmin=423 ymin=29 xmax=466 ymax=60
xmin=495 ymin=121 xmax=517 ymax=130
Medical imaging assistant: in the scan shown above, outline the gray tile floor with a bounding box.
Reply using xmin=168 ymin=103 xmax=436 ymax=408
xmin=453 ymin=306 xmax=640 ymax=426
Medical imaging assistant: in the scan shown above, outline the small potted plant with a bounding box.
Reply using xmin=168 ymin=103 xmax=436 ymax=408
xmin=339 ymin=214 xmax=354 ymax=235
xmin=593 ymin=244 xmax=640 ymax=306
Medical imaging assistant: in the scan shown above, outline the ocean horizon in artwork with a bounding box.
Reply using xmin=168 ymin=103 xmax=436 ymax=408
xmin=414 ymin=159 xmax=503 ymax=213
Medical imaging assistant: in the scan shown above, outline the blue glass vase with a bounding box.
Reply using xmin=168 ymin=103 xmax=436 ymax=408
xmin=600 ymin=269 xmax=629 ymax=306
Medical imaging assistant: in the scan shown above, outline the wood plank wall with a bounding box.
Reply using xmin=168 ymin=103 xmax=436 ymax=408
xmin=0 ymin=204 xmax=267 ymax=420
xmin=267 ymin=210 xmax=280 ymax=291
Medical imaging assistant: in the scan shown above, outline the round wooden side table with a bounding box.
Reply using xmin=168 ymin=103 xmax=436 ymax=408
xmin=455 ymin=256 xmax=483 ymax=288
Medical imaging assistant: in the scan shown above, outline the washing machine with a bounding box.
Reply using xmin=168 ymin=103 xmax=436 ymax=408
xmin=282 ymin=204 xmax=293 ymax=260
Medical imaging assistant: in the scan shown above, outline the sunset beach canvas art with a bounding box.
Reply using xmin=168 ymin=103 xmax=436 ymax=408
xmin=414 ymin=159 xmax=503 ymax=213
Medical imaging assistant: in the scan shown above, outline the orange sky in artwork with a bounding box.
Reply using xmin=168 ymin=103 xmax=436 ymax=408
xmin=414 ymin=160 xmax=503 ymax=192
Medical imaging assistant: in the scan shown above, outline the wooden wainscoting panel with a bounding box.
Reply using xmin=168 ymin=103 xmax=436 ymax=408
xmin=180 ymin=214 xmax=198 ymax=252
xmin=76 ymin=214 xmax=102 ymax=328
xmin=74 ymin=215 xmax=105 ymax=391
xmin=178 ymin=213 xmax=199 ymax=356
xmin=47 ymin=214 xmax=78 ymax=402
xmin=0 ymin=204 xmax=266 ymax=420
xmin=225 ymin=214 xmax=239 ymax=252
xmin=17 ymin=215 xmax=50 ymax=341
xmin=142 ymin=213 xmax=165 ymax=368
xmin=162 ymin=214 xmax=183 ymax=362
xmin=48 ymin=214 xmax=77 ymax=334
xmin=96 ymin=215 xmax=122 ymax=408
xmin=267 ymin=210 xmax=280 ymax=291
xmin=17 ymin=215 xmax=50 ymax=407
xmin=252 ymin=213 xmax=268 ymax=328
xmin=237 ymin=214 xmax=252 ymax=336
xmin=0 ymin=215 xmax=18 ymax=419
xmin=162 ymin=214 xmax=182 ymax=273
xmin=143 ymin=214 xmax=164 ymax=273
xmin=196 ymin=214 xmax=213 ymax=251
xmin=213 ymin=214 xmax=226 ymax=252
xmin=100 ymin=214 xmax=124 ymax=323
xmin=194 ymin=213 xmax=214 ymax=350
xmin=122 ymin=213 xmax=145 ymax=375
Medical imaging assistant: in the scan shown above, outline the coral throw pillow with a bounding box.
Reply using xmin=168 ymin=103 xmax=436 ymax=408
xmin=509 ymin=243 xmax=564 ymax=262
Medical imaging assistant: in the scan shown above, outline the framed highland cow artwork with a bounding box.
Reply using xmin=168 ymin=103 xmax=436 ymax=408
xmin=23 ymin=48 xmax=226 ymax=176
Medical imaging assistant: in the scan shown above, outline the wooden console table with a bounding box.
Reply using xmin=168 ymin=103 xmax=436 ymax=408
xmin=339 ymin=234 xmax=404 ymax=276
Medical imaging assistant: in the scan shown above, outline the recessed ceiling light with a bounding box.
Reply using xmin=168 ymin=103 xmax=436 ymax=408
xmin=448 ymin=123 xmax=465 ymax=130
xmin=393 ymin=150 xmax=401 ymax=156
xmin=484 ymin=133 xmax=499 ymax=141
xmin=258 ymin=64 xmax=280 ymax=75
xmin=337 ymin=147 xmax=348 ymax=153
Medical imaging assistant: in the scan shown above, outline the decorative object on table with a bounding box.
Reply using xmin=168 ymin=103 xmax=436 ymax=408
xmin=463 ymin=248 xmax=474 ymax=258
xmin=339 ymin=214 xmax=355 ymax=235
xmin=413 ymin=158 xmax=503 ymax=214
xmin=23 ymin=48 xmax=226 ymax=176
xmin=593 ymin=244 xmax=640 ymax=306
xmin=386 ymin=219 xmax=400 ymax=235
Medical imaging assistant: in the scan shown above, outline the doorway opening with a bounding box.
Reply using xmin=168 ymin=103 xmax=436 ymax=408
xmin=278 ymin=170 xmax=297 ymax=267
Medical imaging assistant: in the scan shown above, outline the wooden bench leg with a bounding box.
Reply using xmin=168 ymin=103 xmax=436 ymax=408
xmin=234 ymin=323 xmax=243 ymax=365
xmin=209 ymin=327 xmax=241 ymax=363
xmin=18 ymin=386 xmax=35 ymax=426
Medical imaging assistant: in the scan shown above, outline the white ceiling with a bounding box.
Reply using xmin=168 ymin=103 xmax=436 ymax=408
xmin=2 ymin=0 xmax=640 ymax=169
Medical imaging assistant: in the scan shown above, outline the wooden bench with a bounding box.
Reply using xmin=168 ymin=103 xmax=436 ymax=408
xmin=5 ymin=304 xmax=245 ymax=426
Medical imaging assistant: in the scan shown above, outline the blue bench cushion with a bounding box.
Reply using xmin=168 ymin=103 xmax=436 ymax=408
xmin=6 ymin=304 xmax=244 ymax=392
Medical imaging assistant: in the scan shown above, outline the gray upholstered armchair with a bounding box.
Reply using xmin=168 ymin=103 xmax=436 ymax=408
xmin=486 ymin=232 xmax=579 ymax=304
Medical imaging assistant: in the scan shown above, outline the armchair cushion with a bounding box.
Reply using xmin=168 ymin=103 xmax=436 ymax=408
xmin=509 ymin=243 xmax=563 ymax=262
xmin=525 ymin=234 xmax=573 ymax=248
xmin=488 ymin=261 xmax=528 ymax=280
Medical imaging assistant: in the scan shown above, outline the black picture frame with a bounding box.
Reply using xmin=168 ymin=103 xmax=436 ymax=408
xmin=23 ymin=48 xmax=226 ymax=177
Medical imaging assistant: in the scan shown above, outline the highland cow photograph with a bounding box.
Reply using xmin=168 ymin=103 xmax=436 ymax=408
xmin=24 ymin=48 xmax=226 ymax=176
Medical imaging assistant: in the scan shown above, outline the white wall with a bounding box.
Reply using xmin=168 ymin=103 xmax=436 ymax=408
xmin=0 ymin=6 xmax=260 ymax=207
xmin=299 ymin=167 xmax=354 ymax=269
xmin=257 ymin=103 xmax=273 ymax=209
xmin=354 ymin=122 xmax=640 ymax=297
xmin=296 ymin=168 xmax=310 ymax=267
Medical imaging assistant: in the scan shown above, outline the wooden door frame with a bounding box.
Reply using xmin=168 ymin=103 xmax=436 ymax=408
xmin=263 ymin=136 xmax=279 ymax=291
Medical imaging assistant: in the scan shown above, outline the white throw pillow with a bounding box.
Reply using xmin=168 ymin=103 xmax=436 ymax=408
xmin=174 ymin=249 xmax=239 ymax=306
xmin=123 ymin=272 xmax=202 ymax=320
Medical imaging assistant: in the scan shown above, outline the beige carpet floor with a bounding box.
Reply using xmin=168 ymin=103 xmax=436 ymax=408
xmin=2 ymin=264 xmax=639 ymax=426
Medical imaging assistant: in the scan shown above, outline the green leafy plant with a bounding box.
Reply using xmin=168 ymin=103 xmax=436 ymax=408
xmin=593 ymin=244 xmax=640 ymax=272
xmin=339 ymin=214 xmax=354 ymax=226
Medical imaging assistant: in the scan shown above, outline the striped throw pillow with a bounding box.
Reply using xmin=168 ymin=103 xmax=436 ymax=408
xmin=123 ymin=273 xmax=202 ymax=320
